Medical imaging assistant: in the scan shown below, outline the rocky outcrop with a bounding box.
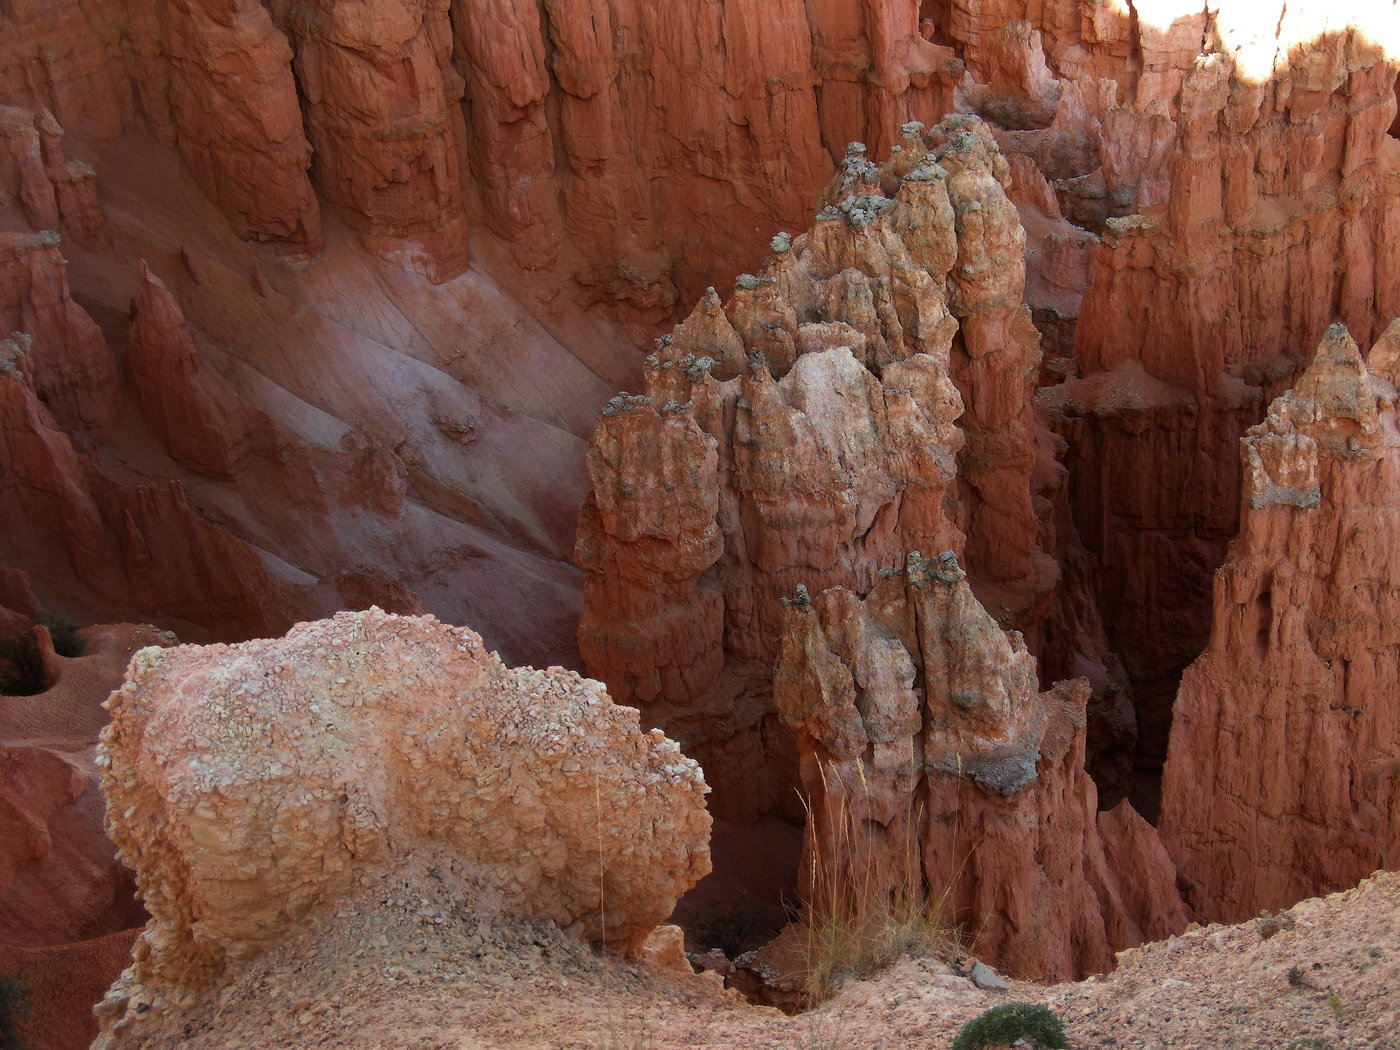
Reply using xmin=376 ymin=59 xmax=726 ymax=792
xmin=0 ymin=106 xmax=103 ymax=244
xmin=124 ymin=0 xmax=322 ymax=247
xmin=773 ymin=551 xmax=1186 ymax=981
xmin=94 ymin=609 xmax=711 ymax=1048
xmin=2 ymin=6 xmax=1400 ymax=989
xmin=1159 ymin=322 xmax=1400 ymax=922
xmin=268 ymin=0 xmax=469 ymax=278
xmin=0 ymin=336 xmax=282 ymax=637
xmin=0 ymin=230 xmax=118 ymax=434
xmin=577 ymin=116 xmax=1063 ymax=823
xmin=127 ymin=261 xmax=266 ymax=478
xmin=125 ymin=262 xmax=268 ymax=479
xmin=1001 ymin=9 xmax=1400 ymax=792
xmin=0 ymin=1 xmax=130 ymax=142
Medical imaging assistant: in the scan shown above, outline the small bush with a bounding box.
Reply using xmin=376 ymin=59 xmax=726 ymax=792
xmin=37 ymin=613 xmax=83 ymax=658
xmin=0 ymin=633 xmax=45 ymax=697
xmin=0 ymin=973 xmax=30 ymax=1050
xmin=951 ymin=1002 xmax=1069 ymax=1050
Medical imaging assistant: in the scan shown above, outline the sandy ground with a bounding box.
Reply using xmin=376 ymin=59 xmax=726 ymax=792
xmin=108 ymin=868 xmax=1400 ymax=1050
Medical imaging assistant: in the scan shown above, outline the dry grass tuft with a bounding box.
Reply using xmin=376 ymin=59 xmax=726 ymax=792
xmin=793 ymin=761 xmax=963 ymax=1001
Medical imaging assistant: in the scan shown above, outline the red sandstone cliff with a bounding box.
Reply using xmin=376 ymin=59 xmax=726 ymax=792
xmin=0 ymin=0 xmax=1396 ymax=1010
xmin=1158 ymin=322 xmax=1400 ymax=923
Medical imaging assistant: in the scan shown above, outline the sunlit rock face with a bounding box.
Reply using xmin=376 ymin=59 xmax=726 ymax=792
xmin=94 ymin=609 xmax=710 ymax=1048
xmin=1159 ymin=322 xmax=1400 ymax=923
xmin=576 ymin=115 xmax=1061 ymax=825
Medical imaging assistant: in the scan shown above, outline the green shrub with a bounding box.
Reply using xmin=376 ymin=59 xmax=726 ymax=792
xmin=37 ymin=613 xmax=83 ymax=658
xmin=0 ymin=973 xmax=30 ymax=1050
xmin=951 ymin=1002 xmax=1070 ymax=1050
xmin=0 ymin=633 xmax=45 ymax=697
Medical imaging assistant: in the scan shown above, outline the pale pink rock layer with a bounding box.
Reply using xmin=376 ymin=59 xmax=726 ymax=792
xmin=94 ymin=609 xmax=711 ymax=1048
xmin=1159 ymin=322 xmax=1400 ymax=923
xmin=576 ymin=115 xmax=1068 ymax=825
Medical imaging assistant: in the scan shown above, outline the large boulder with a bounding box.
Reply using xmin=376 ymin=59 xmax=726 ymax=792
xmin=94 ymin=609 xmax=711 ymax=1048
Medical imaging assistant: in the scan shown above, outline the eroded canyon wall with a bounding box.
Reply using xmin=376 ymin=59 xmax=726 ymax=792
xmin=0 ymin=0 xmax=970 ymax=302
xmin=575 ymin=117 xmax=1192 ymax=978
xmin=774 ymin=551 xmax=1186 ymax=982
xmin=1 ymin=0 xmax=1398 ymax=677
xmin=977 ymin=6 xmax=1400 ymax=791
xmin=0 ymin=0 xmax=1398 ymax=985
xmin=1158 ymin=322 xmax=1400 ymax=923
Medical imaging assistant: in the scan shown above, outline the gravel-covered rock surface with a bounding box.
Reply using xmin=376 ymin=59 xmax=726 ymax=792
xmin=100 ymin=868 xmax=1399 ymax=1049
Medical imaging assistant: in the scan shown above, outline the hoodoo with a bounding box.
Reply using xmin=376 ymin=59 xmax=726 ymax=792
xmin=1159 ymin=322 xmax=1400 ymax=922
xmin=0 ymin=1 xmax=1399 ymax=1045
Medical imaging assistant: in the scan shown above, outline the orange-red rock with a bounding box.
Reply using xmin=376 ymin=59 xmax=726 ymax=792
xmin=0 ymin=230 xmax=118 ymax=434
xmin=0 ymin=5 xmax=1399 ymax=990
xmin=126 ymin=0 xmax=322 ymax=247
xmin=125 ymin=262 xmax=265 ymax=479
xmin=0 ymin=335 xmax=282 ymax=638
xmin=911 ymin=5 xmax=1400 ymax=809
xmin=0 ymin=106 xmax=103 ymax=245
xmin=1159 ymin=323 xmax=1400 ymax=923
xmin=270 ymin=0 xmax=468 ymax=277
xmin=772 ymin=551 xmax=1186 ymax=981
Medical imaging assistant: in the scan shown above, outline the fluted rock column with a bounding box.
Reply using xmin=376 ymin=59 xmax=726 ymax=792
xmin=1160 ymin=322 xmax=1400 ymax=922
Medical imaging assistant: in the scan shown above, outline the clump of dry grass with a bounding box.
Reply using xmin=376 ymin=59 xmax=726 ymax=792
xmin=792 ymin=761 xmax=963 ymax=1000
